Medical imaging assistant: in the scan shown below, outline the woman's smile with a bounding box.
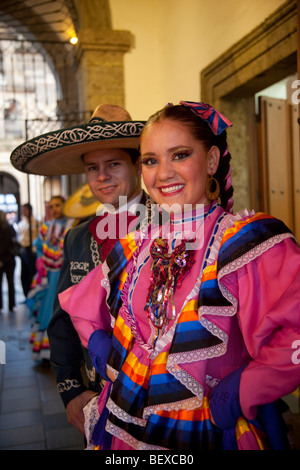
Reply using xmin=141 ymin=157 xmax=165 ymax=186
xmin=158 ymin=183 xmax=185 ymax=195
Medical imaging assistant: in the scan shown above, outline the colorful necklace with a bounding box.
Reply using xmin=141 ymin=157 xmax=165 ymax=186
xmin=144 ymin=203 xmax=219 ymax=330
xmin=49 ymin=220 xmax=66 ymax=247
xmin=145 ymin=237 xmax=195 ymax=329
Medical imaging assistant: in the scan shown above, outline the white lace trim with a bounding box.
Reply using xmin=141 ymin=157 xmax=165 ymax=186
xmin=144 ymin=395 xmax=203 ymax=418
xmin=106 ymin=421 xmax=169 ymax=450
xmin=166 ymin=338 xmax=226 ymax=402
xmin=83 ymin=395 xmax=100 ymax=450
xmin=199 ymin=317 xmax=228 ymax=345
xmin=219 ymin=232 xmax=294 ymax=279
xmin=107 ymin=397 xmax=146 ymax=427
xmin=199 ymin=303 xmax=236 ymax=317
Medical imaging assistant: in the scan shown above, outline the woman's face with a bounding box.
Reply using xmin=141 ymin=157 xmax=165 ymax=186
xmin=49 ymin=197 xmax=64 ymax=219
xmin=140 ymin=119 xmax=219 ymax=210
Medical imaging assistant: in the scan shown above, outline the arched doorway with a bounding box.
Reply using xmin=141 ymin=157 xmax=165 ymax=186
xmin=0 ymin=171 xmax=20 ymax=224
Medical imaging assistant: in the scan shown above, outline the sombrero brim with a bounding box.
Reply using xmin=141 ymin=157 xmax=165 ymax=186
xmin=63 ymin=183 xmax=103 ymax=219
xmin=10 ymin=120 xmax=145 ymax=176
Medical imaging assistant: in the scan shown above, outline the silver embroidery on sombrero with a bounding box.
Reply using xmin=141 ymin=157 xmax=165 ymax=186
xmin=11 ymin=121 xmax=145 ymax=170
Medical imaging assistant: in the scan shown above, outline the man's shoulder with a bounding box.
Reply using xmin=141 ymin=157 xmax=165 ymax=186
xmin=63 ymin=216 xmax=101 ymax=269
xmin=66 ymin=217 xmax=95 ymax=240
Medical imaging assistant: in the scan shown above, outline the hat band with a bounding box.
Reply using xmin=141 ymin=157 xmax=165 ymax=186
xmin=10 ymin=120 xmax=145 ymax=173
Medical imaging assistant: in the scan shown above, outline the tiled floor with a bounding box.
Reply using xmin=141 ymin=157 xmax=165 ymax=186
xmin=0 ymin=259 xmax=299 ymax=450
xmin=0 ymin=259 xmax=84 ymax=450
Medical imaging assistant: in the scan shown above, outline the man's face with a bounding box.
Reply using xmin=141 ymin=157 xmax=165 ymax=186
xmin=83 ymin=148 xmax=141 ymax=209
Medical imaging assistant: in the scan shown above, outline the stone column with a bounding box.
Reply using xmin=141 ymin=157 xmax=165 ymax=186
xmin=73 ymin=0 xmax=133 ymax=113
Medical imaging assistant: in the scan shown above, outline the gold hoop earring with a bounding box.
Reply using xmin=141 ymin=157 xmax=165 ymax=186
xmin=206 ymin=175 xmax=220 ymax=201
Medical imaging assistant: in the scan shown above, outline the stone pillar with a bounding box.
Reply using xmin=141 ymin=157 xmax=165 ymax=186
xmin=73 ymin=0 xmax=133 ymax=113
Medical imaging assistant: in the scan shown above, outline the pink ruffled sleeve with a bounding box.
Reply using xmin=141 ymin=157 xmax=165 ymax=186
xmin=59 ymin=265 xmax=113 ymax=348
xmin=221 ymin=237 xmax=300 ymax=420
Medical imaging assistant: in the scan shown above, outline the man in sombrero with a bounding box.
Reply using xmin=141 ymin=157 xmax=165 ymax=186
xmin=10 ymin=104 xmax=149 ymax=436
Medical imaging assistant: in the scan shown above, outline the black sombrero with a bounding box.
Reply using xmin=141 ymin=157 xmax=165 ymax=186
xmin=10 ymin=104 xmax=145 ymax=176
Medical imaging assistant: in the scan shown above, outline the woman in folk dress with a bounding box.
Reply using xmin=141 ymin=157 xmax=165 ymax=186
xmin=29 ymin=196 xmax=76 ymax=362
xmin=60 ymin=101 xmax=300 ymax=450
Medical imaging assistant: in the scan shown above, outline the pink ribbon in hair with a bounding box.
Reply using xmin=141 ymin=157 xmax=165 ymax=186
xmin=179 ymin=101 xmax=232 ymax=135
xmin=223 ymin=147 xmax=232 ymax=192
xmin=222 ymin=146 xmax=233 ymax=213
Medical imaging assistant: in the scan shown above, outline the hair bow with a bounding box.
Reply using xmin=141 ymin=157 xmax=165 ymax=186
xmin=179 ymin=101 xmax=232 ymax=135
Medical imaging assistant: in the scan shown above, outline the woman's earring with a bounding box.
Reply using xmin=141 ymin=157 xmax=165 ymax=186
xmin=206 ymin=175 xmax=220 ymax=201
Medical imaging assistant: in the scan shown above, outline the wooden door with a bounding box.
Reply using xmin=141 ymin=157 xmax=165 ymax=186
xmin=291 ymin=104 xmax=300 ymax=239
xmin=258 ymin=96 xmax=299 ymax=237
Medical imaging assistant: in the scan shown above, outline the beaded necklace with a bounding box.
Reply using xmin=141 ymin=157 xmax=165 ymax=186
xmin=145 ymin=238 xmax=194 ymax=328
xmin=144 ymin=204 xmax=217 ymax=330
xmin=120 ymin=202 xmax=221 ymax=355
xmin=49 ymin=220 xmax=66 ymax=247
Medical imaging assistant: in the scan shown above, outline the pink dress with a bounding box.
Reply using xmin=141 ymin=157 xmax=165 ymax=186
xmin=59 ymin=204 xmax=300 ymax=450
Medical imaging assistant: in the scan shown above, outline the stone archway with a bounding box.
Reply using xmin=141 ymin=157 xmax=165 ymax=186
xmin=0 ymin=0 xmax=135 ymax=198
xmin=0 ymin=0 xmax=134 ymax=122
xmin=201 ymin=0 xmax=297 ymax=212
